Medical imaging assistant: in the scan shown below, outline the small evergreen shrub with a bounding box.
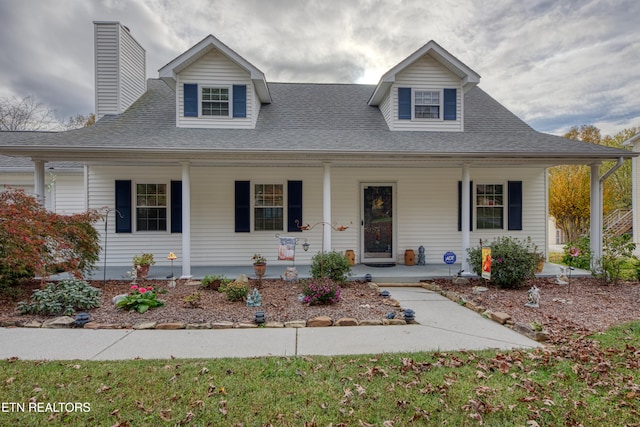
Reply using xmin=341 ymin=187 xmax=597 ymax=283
xmin=301 ymin=278 xmax=342 ymax=305
xmin=562 ymin=236 xmax=591 ymax=270
xmin=467 ymin=236 xmax=538 ymax=289
xmin=18 ymin=279 xmax=101 ymax=316
xmin=201 ymin=274 xmax=232 ymax=291
xmin=592 ymin=234 xmax=636 ymax=284
xmin=222 ymin=281 xmax=248 ymax=301
xmin=310 ymin=251 xmax=352 ymax=284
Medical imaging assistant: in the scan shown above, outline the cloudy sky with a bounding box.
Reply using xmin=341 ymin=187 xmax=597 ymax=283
xmin=0 ymin=0 xmax=638 ymax=136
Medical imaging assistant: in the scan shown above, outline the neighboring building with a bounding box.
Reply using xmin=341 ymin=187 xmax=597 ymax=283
xmin=0 ymin=21 xmax=633 ymax=276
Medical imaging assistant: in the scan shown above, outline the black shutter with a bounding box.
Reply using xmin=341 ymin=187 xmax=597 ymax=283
xmin=457 ymin=181 xmax=473 ymax=231
xmin=171 ymin=181 xmax=182 ymax=233
xmin=235 ymin=181 xmax=251 ymax=232
xmin=508 ymin=181 xmax=523 ymax=231
xmin=184 ymin=83 xmax=198 ymax=117
xmin=232 ymin=85 xmax=247 ymax=118
xmin=115 ymin=180 xmax=132 ymax=233
xmin=443 ymin=88 xmax=457 ymax=120
xmin=398 ymin=87 xmax=411 ymax=119
xmin=287 ymin=180 xmax=303 ymax=232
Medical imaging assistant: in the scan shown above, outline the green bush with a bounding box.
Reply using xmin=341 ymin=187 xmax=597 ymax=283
xmin=116 ymin=284 xmax=165 ymax=314
xmin=467 ymin=236 xmax=538 ymax=289
xmin=18 ymin=279 xmax=101 ymax=316
xmin=222 ymin=281 xmax=248 ymax=301
xmin=562 ymin=236 xmax=591 ymax=269
xmin=592 ymin=234 xmax=636 ymax=284
xmin=310 ymin=251 xmax=352 ymax=284
xmin=201 ymin=274 xmax=232 ymax=291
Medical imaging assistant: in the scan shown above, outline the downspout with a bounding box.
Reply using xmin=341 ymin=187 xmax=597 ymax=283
xmin=593 ymin=157 xmax=625 ymax=264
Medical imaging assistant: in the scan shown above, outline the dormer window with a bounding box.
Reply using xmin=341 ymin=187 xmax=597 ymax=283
xmin=414 ymin=90 xmax=440 ymax=119
xmin=202 ymin=87 xmax=229 ymax=116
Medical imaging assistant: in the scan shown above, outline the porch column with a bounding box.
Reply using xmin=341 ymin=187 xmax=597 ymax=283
xmin=461 ymin=163 xmax=471 ymax=273
xmin=590 ymin=162 xmax=602 ymax=266
xmin=323 ymin=162 xmax=332 ymax=252
xmin=32 ymin=159 xmax=45 ymax=206
xmin=181 ymin=161 xmax=192 ymax=278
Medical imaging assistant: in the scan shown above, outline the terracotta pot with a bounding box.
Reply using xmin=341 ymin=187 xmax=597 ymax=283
xmin=253 ymin=263 xmax=266 ymax=278
xmin=136 ymin=264 xmax=150 ymax=279
xmin=404 ymin=249 xmax=415 ymax=266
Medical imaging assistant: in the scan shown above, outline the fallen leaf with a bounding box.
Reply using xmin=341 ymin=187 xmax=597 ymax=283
xmin=5 ymin=377 xmax=15 ymax=385
xmin=218 ymin=400 xmax=227 ymax=416
xmin=159 ymin=409 xmax=172 ymax=421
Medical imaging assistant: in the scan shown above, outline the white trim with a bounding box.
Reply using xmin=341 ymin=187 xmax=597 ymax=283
xmin=133 ymin=181 xmax=170 ymax=233
xmin=181 ymin=161 xmax=191 ymax=278
xmin=199 ymin=85 xmax=232 ymax=118
xmin=461 ymin=164 xmax=471 ymax=273
xmin=323 ymin=163 xmax=332 ymax=252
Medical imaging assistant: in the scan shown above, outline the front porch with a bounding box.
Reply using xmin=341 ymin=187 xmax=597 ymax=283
xmin=86 ymin=262 xmax=591 ymax=284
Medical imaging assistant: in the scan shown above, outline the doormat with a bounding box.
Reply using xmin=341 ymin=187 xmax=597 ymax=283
xmin=364 ymin=263 xmax=396 ymax=268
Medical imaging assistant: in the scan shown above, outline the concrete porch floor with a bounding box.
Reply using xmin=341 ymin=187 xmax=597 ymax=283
xmin=87 ymin=262 xmax=591 ymax=283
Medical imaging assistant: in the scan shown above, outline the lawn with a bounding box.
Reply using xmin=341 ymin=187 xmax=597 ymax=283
xmin=1 ymin=322 xmax=639 ymax=426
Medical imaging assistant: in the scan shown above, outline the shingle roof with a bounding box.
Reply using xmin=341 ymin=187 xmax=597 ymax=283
xmin=0 ymin=132 xmax=82 ymax=170
xmin=0 ymin=79 xmax=632 ymax=165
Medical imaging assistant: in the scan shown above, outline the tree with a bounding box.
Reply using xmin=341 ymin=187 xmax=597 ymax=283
xmin=62 ymin=113 xmax=96 ymax=130
xmin=0 ymin=95 xmax=57 ymax=131
xmin=0 ymin=189 xmax=102 ymax=286
xmin=549 ymin=125 xmax=635 ymax=243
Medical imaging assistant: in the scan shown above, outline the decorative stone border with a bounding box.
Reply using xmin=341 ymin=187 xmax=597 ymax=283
xmin=0 ymin=283 xmax=415 ymax=329
xmin=420 ymin=282 xmax=549 ymax=342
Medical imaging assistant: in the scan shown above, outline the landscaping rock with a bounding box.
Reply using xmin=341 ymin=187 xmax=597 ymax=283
xmin=236 ymin=322 xmax=258 ymax=328
xmin=112 ymin=294 xmax=128 ymax=305
xmin=83 ymin=322 xmax=102 ymax=329
xmin=421 ymin=282 xmax=441 ymax=292
xmin=235 ymin=274 xmax=249 ymax=284
xmin=265 ymin=321 xmax=285 ymax=328
xmin=385 ymin=318 xmax=407 ymax=326
xmin=284 ymin=320 xmax=306 ymax=328
xmin=307 ymin=316 xmax=333 ymax=327
xmin=22 ymin=320 xmax=42 ymax=328
xmin=186 ymin=323 xmax=211 ymax=329
xmin=42 ymin=316 xmax=76 ymax=328
xmin=489 ymin=311 xmax=511 ymax=325
xmin=211 ymin=321 xmax=234 ymax=329
xmin=359 ymin=318 xmax=383 ymax=326
xmin=452 ymin=276 xmax=470 ymax=285
xmin=335 ymin=318 xmax=358 ymax=327
xmin=133 ymin=321 xmax=158 ymax=330
xmin=0 ymin=318 xmax=18 ymax=327
xmin=155 ymin=322 xmax=186 ymax=330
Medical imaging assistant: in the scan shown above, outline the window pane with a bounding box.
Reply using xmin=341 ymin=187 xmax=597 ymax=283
xmin=476 ymin=183 xmax=504 ymax=229
xmin=136 ymin=184 xmax=167 ymax=231
xmin=254 ymin=184 xmax=284 ymax=231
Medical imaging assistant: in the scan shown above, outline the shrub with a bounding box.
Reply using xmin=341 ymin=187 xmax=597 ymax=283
xmin=310 ymin=251 xmax=352 ymax=284
xmin=222 ymin=281 xmax=248 ymax=302
xmin=467 ymin=236 xmax=538 ymax=289
xmin=592 ymin=234 xmax=636 ymax=284
xmin=201 ymin=274 xmax=232 ymax=291
xmin=301 ymin=278 xmax=342 ymax=305
xmin=116 ymin=284 xmax=165 ymax=314
xmin=562 ymin=236 xmax=591 ymax=269
xmin=0 ymin=189 xmax=102 ymax=286
xmin=18 ymin=279 xmax=101 ymax=316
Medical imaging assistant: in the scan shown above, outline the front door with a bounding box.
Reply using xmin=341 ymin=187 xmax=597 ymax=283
xmin=361 ymin=184 xmax=395 ymax=264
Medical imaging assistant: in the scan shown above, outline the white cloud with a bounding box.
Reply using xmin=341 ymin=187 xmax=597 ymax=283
xmin=0 ymin=0 xmax=638 ymax=135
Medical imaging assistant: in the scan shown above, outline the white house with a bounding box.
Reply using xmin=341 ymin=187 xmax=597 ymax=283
xmin=0 ymin=21 xmax=633 ymax=277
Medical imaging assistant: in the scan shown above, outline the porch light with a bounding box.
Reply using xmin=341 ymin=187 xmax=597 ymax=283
xmin=380 ymin=289 xmax=391 ymax=298
xmin=302 ymin=239 xmax=310 ymax=251
xmin=403 ymin=309 xmax=416 ymax=323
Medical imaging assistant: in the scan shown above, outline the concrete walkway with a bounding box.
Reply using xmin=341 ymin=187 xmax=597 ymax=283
xmin=0 ymin=287 xmax=540 ymax=361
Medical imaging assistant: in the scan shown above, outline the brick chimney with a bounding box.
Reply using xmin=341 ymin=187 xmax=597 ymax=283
xmin=93 ymin=21 xmax=146 ymax=120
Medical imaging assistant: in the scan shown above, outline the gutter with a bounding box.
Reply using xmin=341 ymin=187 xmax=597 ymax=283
xmin=600 ymin=157 xmax=624 ymax=184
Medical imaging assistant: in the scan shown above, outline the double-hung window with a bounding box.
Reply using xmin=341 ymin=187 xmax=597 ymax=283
xmin=254 ymin=184 xmax=284 ymax=231
xmin=136 ymin=183 xmax=167 ymax=231
xmin=476 ymin=184 xmax=504 ymax=229
xmin=202 ymin=87 xmax=229 ymax=116
xmin=414 ymin=90 xmax=440 ymax=119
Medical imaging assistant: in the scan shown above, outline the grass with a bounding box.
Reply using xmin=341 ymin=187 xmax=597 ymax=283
xmin=1 ymin=322 xmax=639 ymax=426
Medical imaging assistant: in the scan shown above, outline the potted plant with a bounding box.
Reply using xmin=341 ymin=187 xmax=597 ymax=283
xmin=252 ymin=253 xmax=267 ymax=279
xmin=133 ymin=253 xmax=155 ymax=279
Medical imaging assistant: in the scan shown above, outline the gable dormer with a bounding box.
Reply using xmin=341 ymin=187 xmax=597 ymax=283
xmin=159 ymin=35 xmax=271 ymax=129
xmin=368 ymin=40 xmax=480 ymax=132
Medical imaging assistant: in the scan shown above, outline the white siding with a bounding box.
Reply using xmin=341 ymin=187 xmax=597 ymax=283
xmin=89 ymin=165 xmax=547 ymax=268
xmin=94 ymin=23 xmax=119 ymax=119
xmin=94 ymin=22 xmax=146 ymax=120
xmin=177 ymin=51 xmax=255 ymax=129
xmin=390 ymin=55 xmax=463 ymax=132
xmin=118 ymin=26 xmax=146 ymax=113
xmin=0 ymin=172 xmax=84 ymax=214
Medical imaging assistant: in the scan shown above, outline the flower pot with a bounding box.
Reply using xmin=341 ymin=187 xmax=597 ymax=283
xmin=136 ymin=264 xmax=150 ymax=280
xmin=253 ymin=263 xmax=266 ymax=279
xmin=536 ymin=260 xmax=544 ymax=273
